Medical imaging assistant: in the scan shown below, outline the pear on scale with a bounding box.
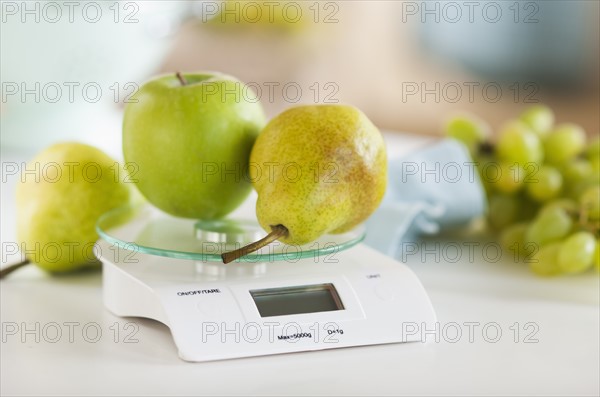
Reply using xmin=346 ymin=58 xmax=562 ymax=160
xmin=222 ymin=104 xmax=387 ymax=263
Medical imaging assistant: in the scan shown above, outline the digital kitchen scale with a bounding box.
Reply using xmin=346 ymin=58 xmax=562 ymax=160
xmin=96 ymin=203 xmax=436 ymax=362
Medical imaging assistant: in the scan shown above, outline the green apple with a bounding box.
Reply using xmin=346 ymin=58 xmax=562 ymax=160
xmin=2 ymin=142 xmax=133 ymax=278
xmin=123 ymin=72 xmax=265 ymax=219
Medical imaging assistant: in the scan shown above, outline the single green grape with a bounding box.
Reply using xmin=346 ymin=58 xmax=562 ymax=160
xmin=445 ymin=113 xmax=491 ymax=156
xmin=586 ymin=136 xmax=600 ymax=162
xmin=500 ymin=222 xmax=534 ymax=259
xmin=561 ymin=159 xmax=592 ymax=186
xmin=525 ymin=205 xmax=572 ymax=247
xmin=529 ymin=242 xmax=562 ymax=276
xmin=539 ymin=198 xmax=578 ymax=215
xmin=493 ymin=162 xmax=526 ymax=194
xmin=496 ymin=120 xmax=543 ymax=166
xmin=487 ymin=194 xmax=520 ymax=230
xmin=526 ymin=165 xmax=563 ymax=202
xmin=579 ymin=185 xmax=600 ymax=221
xmin=519 ymin=104 xmax=554 ymax=137
xmin=557 ymin=232 xmax=596 ymax=274
xmin=544 ymin=123 xmax=586 ymax=165
xmin=567 ymin=168 xmax=600 ymax=201
xmin=591 ymin=157 xmax=600 ymax=173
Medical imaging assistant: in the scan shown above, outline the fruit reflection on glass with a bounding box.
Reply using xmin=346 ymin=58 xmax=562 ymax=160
xmin=1 ymin=143 xmax=133 ymax=279
xmin=122 ymin=72 xmax=266 ymax=219
xmin=445 ymin=104 xmax=600 ymax=276
xmin=222 ymin=105 xmax=387 ymax=263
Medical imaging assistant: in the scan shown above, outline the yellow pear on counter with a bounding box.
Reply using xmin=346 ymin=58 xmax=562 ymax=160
xmin=2 ymin=143 xmax=133 ymax=278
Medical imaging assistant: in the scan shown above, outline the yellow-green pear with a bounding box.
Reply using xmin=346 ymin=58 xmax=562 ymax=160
xmin=3 ymin=143 xmax=132 ymax=278
xmin=222 ymin=105 xmax=387 ymax=263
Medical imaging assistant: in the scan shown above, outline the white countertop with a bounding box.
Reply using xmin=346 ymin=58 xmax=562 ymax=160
xmin=1 ymin=133 xmax=599 ymax=396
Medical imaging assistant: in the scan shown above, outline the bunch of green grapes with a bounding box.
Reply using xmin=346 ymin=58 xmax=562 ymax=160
xmin=445 ymin=105 xmax=600 ymax=276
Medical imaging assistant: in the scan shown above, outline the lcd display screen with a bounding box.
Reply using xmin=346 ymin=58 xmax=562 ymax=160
xmin=250 ymin=283 xmax=344 ymax=317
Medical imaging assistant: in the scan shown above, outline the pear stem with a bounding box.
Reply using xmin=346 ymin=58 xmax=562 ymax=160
xmin=221 ymin=225 xmax=289 ymax=264
xmin=0 ymin=259 xmax=31 ymax=280
xmin=176 ymin=72 xmax=188 ymax=86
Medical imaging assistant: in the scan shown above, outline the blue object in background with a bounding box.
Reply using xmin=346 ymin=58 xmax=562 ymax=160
xmin=418 ymin=0 xmax=592 ymax=85
xmin=364 ymin=139 xmax=486 ymax=259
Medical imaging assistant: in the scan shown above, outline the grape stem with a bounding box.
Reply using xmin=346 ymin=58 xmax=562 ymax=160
xmin=0 ymin=259 xmax=31 ymax=279
xmin=221 ymin=225 xmax=289 ymax=264
xmin=176 ymin=72 xmax=188 ymax=86
xmin=577 ymin=205 xmax=600 ymax=235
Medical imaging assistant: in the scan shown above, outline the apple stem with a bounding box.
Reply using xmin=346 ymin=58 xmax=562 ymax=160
xmin=221 ymin=225 xmax=289 ymax=264
xmin=0 ymin=259 xmax=31 ymax=280
xmin=478 ymin=141 xmax=495 ymax=155
xmin=176 ymin=72 xmax=188 ymax=86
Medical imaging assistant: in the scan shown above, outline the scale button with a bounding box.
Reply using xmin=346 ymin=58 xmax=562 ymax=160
xmin=197 ymin=300 xmax=222 ymax=318
xmin=374 ymin=284 xmax=396 ymax=301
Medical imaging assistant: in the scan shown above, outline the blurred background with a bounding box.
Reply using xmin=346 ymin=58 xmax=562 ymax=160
xmin=1 ymin=0 xmax=599 ymax=157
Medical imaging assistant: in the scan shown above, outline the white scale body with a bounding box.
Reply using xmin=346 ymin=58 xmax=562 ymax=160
xmin=98 ymin=239 xmax=437 ymax=362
